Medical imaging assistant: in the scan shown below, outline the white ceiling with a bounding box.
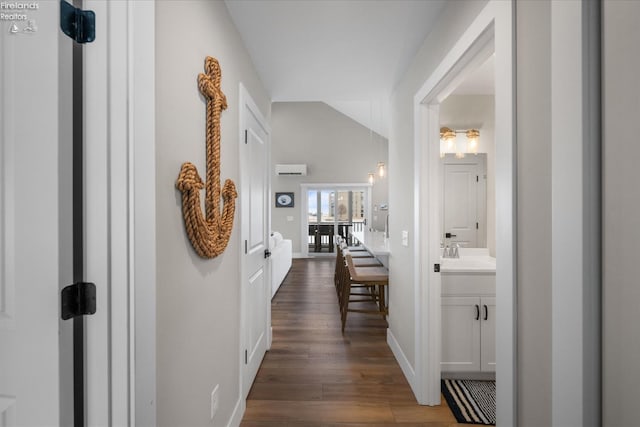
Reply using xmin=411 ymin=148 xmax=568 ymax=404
xmin=224 ymin=0 xmax=448 ymax=137
xmin=225 ymin=1 xmax=494 ymax=137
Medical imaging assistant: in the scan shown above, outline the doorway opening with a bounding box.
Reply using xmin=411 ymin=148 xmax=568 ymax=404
xmin=412 ymin=1 xmax=515 ymax=424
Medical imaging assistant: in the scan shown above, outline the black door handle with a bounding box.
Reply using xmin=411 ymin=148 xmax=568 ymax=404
xmin=484 ymin=304 xmax=488 ymax=321
xmin=445 ymin=232 xmax=457 ymax=238
xmin=475 ymin=304 xmax=480 ymax=320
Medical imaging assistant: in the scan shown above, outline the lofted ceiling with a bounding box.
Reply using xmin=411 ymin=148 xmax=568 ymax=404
xmin=225 ymin=1 xmax=494 ymax=138
xmin=224 ymin=0 xmax=448 ymax=137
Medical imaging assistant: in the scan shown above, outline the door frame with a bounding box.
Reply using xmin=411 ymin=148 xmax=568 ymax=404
xmin=412 ymin=1 xmax=516 ymax=424
xmin=299 ymin=183 xmax=372 ymax=258
xmin=238 ymin=83 xmax=272 ymax=403
xmin=550 ymin=1 xmax=601 ymax=424
xmin=84 ymin=1 xmax=156 ymax=424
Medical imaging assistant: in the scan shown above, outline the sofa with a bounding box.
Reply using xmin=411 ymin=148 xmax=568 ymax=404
xmin=270 ymin=231 xmax=292 ymax=298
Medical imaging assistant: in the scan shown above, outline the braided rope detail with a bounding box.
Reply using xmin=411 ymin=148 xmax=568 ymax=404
xmin=176 ymin=56 xmax=237 ymax=258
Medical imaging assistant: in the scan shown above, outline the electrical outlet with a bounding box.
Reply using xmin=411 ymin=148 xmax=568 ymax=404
xmin=402 ymin=230 xmax=409 ymax=247
xmin=286 ymin=216 xmax=294 ymax=222
xmin=210 ymin=384 xmax=220 ymax=420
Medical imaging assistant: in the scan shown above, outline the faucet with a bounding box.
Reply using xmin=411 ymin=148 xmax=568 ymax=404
xmin=451 ymin=243 xmax=460 ymax=259
xmin=442 ymin=242 xmax=460 ymax=259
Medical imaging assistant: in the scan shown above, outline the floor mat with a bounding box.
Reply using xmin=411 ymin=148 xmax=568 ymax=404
xmin=441 ymin=379 xmax=496 ymax=425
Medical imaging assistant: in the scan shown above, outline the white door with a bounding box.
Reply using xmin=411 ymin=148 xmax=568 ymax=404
xmin=441 ymin=296 xmax=481 ymax=372
xmin=443 ymin=163 xmax=479 ymax=247
xmin=0 ymin=3 xmax=118 ymax=424
xmin=480 ymin=296 xmax=496 ymax=372
xmin=240 ymin=85 xmax=271 ymax=398
xmin=0 ymin=2 xmax=68 ymax=424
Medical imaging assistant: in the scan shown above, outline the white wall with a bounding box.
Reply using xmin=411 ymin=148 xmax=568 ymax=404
xmin=388 ymin=0 xmax=488 ymax=371
xmin=271 ymin=102 xmax=388 ymax=254
xmin=155 ymin=2 xmax=270 ymax=426
xmin=439 ymin=94 xmax=496 ymax=255
xmin=603 ymin=1 xmax=640 ymax=425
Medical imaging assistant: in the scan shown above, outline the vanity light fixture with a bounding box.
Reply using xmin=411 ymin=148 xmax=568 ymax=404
xmin=440 ymin=126 xmax=481 ymax=156
xmin=377 ymin=162 xmax=386 ymax=177
xmin=466 ymin=129 xmax=480 ymax=154
xmin=440 ymin=127 xmax=457 ymax=150
xmin=368 ymin=172 xmax=375 ymax=185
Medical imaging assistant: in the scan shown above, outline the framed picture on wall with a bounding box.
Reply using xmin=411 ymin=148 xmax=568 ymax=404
xmin=275 ymin=192 xmax=294 ymax=208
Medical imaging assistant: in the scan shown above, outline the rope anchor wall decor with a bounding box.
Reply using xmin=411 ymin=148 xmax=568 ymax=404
xmin=176 ymin=56 xmax=237 ymax=258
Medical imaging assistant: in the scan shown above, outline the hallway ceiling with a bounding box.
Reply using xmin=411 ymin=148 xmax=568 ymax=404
xmin=224 ymin=0 xmax=448 ymax=137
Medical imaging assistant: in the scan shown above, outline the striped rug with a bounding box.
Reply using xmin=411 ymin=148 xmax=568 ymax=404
xmin=441 ymin=379 xmax=496 ymax=425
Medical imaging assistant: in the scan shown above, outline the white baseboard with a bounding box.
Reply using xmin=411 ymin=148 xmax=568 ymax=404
xmin=292 ymin=252 xmax=304 ymax=258
xmin=387 ymin=328 xmax=419 ymax=400
xmin=226 ymin=396 xmax=245 ymax=427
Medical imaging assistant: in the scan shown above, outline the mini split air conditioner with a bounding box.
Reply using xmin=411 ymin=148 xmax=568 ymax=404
xmin=275 ymin=164 xmax=307 ymax=176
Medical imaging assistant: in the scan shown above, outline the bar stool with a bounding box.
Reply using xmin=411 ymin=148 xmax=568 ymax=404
xmin=334 ymin=246 xmax=380 ymax=301
xmin=340 ymin=253 xmax=389 ymax=332
xmin=339 ymin=242 xmax=372 ymax=258
xmin=336 ymin=235 xmax=368 ymax=252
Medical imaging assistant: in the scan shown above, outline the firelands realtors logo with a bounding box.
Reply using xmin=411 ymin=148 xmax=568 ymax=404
xmin=1 ymin=2 xmax=39 ymax=34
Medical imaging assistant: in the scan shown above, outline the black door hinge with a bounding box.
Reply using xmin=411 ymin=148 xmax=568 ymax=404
xmin=61 ymin=282 xmax=96 ymax=320
xmin=244 ymin=130 xmax=248 ymax=144
xmin=245 ymin=350 xmax=248 ymax=364
xmin=60 ymin=1 xmax=96 ymax=44
xmin=264 ymin=249 xmax=272 ymax=259
xmin=476 ymin=222 xmax=479 ymax=230
xmin=434 ymin=263 xmax=440 ymax=273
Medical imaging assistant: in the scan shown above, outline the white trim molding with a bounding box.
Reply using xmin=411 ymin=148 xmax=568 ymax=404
xmin=84 ymin=1 xmax=157 ymax=425
xmin=387 ymin=329 xmax=417 ymax=396
xmin=551 ymin=1 xmax=601 ymax=425
xmin=412 ymin=1 xmax=516 ymax=425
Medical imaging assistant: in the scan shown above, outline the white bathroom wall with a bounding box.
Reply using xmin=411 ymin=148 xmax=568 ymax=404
xmin=439 ymin=95 xmax=496 ymax=255
xmin=155 ymin=1 xmax=271 ymax=425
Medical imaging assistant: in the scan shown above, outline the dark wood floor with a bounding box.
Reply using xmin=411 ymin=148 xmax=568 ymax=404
xmin=241 ymin=258 xmax=461 ymax=427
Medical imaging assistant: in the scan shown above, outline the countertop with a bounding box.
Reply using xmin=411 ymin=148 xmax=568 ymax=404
xmin=350 ymin=230 xmax=390 ymax=256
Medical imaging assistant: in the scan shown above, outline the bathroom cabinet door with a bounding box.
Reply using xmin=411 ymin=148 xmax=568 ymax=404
xmin=441 ymin=295 xmax=495 ymax=373
xmin=441 ymin=296 xmax=481 ymax=372
xmin=480 ymin=297 xmax=496 ymax=372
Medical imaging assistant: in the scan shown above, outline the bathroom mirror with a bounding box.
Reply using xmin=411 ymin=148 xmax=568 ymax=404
xmin=439 ymin=92 xmax=496 ymax=255
xmin=441 ymin=153 xmax=487 ymax=248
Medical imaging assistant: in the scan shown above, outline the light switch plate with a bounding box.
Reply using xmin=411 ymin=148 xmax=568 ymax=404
xmin=402 ymin=230 xmax=409 ymax=247
xmin=286 ymin=216 xmax=294 ymax=222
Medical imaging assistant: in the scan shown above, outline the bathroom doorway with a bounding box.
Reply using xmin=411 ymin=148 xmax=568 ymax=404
xmin=412 ymin=1 xmax=515 ymax=424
